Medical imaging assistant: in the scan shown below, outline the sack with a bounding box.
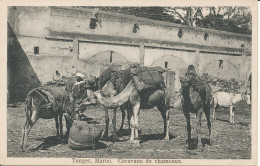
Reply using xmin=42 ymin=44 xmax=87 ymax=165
xmin=27 ymin=86 xmax=71 ymax=115
xmin=68 ymin=120 xmax=103 ymax=150
xmin=148 ymin=90 xmax=165 ymax=106
xmin=128 ymin=64 xmax=165 ymax=92
xmin=99 ymin=64 xmax=122 ymax=88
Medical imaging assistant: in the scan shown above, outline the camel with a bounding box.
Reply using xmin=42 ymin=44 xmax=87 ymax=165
xmin=20 ymin=86 xmax=74 ymax=151
xmin=99 ymin=68 xmax=132 ymax=140
xmin=94 ymin=78 xmax=170 ymax=142
xmin=180 ymin=75 xmax=213 ymax=150
xmin=100 ymin=79 xmax=130 ymax=139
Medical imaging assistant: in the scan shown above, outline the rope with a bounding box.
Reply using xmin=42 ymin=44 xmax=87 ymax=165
xmin=34 ymin=90 xmax=50 ymax=103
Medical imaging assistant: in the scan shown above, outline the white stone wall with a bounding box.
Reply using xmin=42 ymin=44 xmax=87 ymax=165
xmin=8 ymin=6 xmax=252 ymax=85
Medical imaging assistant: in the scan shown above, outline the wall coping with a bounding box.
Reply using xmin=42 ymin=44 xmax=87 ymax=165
xmin=51 ymin=6 xmax=252 ymax=39
xmin=44 ymin=29 xmax=248 ymax=56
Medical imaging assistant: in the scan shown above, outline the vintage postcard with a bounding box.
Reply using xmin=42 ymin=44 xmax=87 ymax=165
xmin=0 ymin=0 xmax=257 ymax=165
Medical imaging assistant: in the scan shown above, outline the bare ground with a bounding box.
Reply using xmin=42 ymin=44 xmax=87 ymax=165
xmin=7 ymin=101 xmax=251 ymax=159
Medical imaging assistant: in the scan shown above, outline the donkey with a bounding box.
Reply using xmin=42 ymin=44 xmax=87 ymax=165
xmin=180 ymin=75 xmax=213 ymax=150
xmin=20 ymin=86 xmax=73 ymax=151
xmin=212 ymin=91 xmax=251 ymax=124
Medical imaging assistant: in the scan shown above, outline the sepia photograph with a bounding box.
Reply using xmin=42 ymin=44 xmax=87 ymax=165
xmin=0 ymin=0 xmax=257 ymax=165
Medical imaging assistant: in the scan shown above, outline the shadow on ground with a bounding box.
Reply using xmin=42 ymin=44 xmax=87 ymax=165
xmin=140 ymin=133 xmax=175 ymax=143
xmin=32 ymin=136 xmax=63 ymax=151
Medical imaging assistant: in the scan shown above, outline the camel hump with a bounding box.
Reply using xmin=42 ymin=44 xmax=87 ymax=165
xmin=99 ymin=64 xmax=122 ymax=88
xmin=129 ymin=64 xmax=166 ymax=92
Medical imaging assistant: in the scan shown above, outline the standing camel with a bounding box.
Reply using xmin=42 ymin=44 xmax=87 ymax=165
xmin=94 ymin=66 xmax=170 ymax=142
xmin=180 ymin=75 xmax=213 ymax=151
xmin=99 ymin=68 xmax=132 ymax=140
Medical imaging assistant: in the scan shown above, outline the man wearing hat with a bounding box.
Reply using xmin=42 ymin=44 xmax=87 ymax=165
xmin=73 ymin=73 xmax=87 ymax=120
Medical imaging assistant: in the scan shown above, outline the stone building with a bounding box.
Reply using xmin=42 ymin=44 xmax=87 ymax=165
xmin=7 ymin=6 xmax=251 ymax=103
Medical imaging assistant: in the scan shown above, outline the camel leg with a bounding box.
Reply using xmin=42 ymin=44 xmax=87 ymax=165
xmin=59 ymin=113 xmax=63 ymax=141
xmin=103 ymin=107 xmax=109 ymax=139
xmin=127 ymin=104 xmax=135 ymax=141
xmin=125 ymin=104 xmax=132 ymax=135
xmin=183 ymin=110 xmax=191 ymax=149
xmin=55 ymin=116 xmax=60 ymax=137
xmin=119 ymin=106 xmax=126 ymax=132
xmin=157 ymin=104 xmax=169 ymax=140
xmin=164 ymin=108 xmax=170 ymax=140
xmin=229 ymin=106 xmax=233 ymax=124
xmin=204 ymin=105 xmax=213 ymax=144
xmin=112 ymin=108 xmax=118 ymax=139
xmin=128 ymin=90 xmax=141 ymax=142
xmin=20 ymin=110 xmax=39 ymax=151
xmin=128 ymin=101 xmax=140 ymax=141
xmin=127 ymin=105 xmax=131 ymax=132
xmin=131 ymin=102 xmax=140 ymax=140
xmin=195 ymin=108 xmax=203 ymax=151
xmin=129 ymin=115 xmax=135 ymax=141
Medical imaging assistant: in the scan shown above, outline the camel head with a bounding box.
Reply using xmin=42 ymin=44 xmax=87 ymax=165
xmin=93 ymin=91 xmax=102 ymax=102
xmin=92 ymin=90 xmax=119 ymax=108
xmin=92 ymin=80 xmax=135 ymax=109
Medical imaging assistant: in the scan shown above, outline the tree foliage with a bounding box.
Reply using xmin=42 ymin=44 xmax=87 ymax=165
xmin=77 ymin=6 xmax=252 ymax=35
xmin=165 ymin=7 xmax=251 ymax=34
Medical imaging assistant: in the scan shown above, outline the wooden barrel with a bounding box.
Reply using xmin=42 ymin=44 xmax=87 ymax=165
xmin=68 ymin=120 xmax=103 ymax=150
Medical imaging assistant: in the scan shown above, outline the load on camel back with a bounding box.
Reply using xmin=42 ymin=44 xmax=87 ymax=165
xmin=65 ymin=64 xmax=175 ymax=148
xmin=92 ymin=63 xmax=175 ymax=143
xmin=97 ymin=63 xmax=175 ymax=108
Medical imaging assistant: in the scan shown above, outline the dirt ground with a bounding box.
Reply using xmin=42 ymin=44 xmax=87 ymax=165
xmin=7 ymin=101 xmax=251 ymax=159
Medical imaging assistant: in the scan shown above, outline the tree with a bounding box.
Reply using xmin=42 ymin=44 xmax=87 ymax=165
xmin=76 ymin=7 xmax=177 ymax=23
xmin=164 ymin=7 xmax=205 ymax=26
xmin=165 ymin=7 xmax=252 ymax=34
xmin=76 ymin=6 xmax=252 ymax=34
